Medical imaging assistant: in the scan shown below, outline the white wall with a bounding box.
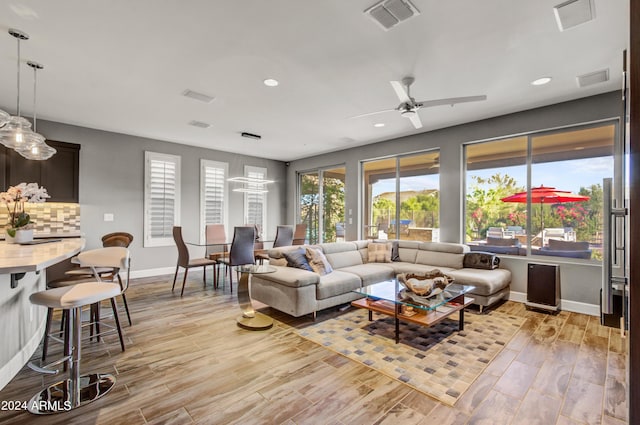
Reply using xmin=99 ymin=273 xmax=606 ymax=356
xmin=35 ymin=120 xmax=287 ymax=272
xmin=286 ymin=92 xmax=622 ymax=308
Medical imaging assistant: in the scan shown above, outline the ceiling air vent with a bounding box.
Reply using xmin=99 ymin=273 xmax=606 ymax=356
xmin=365 ymin=0 xmax=420 ymax=31
xmin=553 ymin=0 xmax=595 ymax=32
xmin=188 ymin=120 xmax=211 ymax=129
xmin=576 ymin=69 xmax=609 ymax=87
xmin=182 ymin=89 xmax=215 ymax=103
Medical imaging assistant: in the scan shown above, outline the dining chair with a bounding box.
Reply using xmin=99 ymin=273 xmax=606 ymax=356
xmin=217 ymin=226 xmax=255 ymax=292
xmin=205 ymin=224 xmax=227 ymax=287
xmin=255 ymin=225 xmax=294 ymax=263
xmin=172 ymin=226 xmax=217 ymax=296
xmin=292 ymin=223 xmax=307 ymax=245
xmin=64 ymin=231 xmax=134 ymax=326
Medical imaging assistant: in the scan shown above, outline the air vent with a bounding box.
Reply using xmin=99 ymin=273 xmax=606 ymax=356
xmin=188 ymin=120 xmax=211 ymax=129
xmin=241 ymin=132 xmax=261 ymax=140
xmin=365 ymin=0 xmax=420 ymax=31
xmin=553 ymin=0 xmax=595 ymax=32
xmin=182 ymin=89 xmax=215 ymax=103
xmin=576 ymin=69 xmax=609 ymax=87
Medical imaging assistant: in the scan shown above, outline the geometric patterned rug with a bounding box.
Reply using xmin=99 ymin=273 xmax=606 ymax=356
xmin=296 ymin=308 xmax=525 ymax=406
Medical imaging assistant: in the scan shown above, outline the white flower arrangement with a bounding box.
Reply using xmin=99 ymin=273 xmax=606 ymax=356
xmin=0 ymin=182 xmax=50 ymax=236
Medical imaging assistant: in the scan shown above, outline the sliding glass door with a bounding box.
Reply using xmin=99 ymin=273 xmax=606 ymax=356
xmin=298 ymin=166 xmax=345 ymax=244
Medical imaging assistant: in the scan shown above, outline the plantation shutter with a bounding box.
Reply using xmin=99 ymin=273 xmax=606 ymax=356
xmin=144 ymin=152 xmax=181 ymax=247
xmin=244 ymin=166 xmax=267 ymax=238
xmin=200 ymin=160 xmax=228 ymax=243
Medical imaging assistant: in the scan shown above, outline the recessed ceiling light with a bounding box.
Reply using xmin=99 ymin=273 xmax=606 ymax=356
xmin=531 ymin=77 xmax=552 ymax=86
xmin=374 ymin=123 xmax=385 ymax=128
xmin=263 ymin=78 xmax=279 ymax=87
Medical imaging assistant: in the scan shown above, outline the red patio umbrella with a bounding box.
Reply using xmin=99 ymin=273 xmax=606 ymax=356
xmin=500 ymin=185 xmax=590 ymax=232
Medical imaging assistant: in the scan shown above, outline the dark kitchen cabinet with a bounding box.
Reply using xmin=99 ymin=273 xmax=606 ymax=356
xmin=3 ymin=140 xmax=80 ymax=202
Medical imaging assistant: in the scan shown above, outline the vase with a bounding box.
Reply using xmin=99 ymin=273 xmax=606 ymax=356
xmin=5 ymin=228 xmax=34 ymax=244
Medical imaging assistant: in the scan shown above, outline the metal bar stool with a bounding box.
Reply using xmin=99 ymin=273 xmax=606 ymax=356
xmin=28 ymin=282 xmax=122 ymax=414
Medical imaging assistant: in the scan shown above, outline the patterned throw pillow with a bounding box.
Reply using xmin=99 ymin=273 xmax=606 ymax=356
xmin=282 ymin=248 xmax=313 ymax=271
xmin=368 ymin=242 xmax=392 ymax=263
xmin=305 ymin=247 xmax=333 ymax=275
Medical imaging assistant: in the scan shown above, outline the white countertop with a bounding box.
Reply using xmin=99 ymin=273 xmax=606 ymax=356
xmin=0 ymin=238 xmax=86 ymax=274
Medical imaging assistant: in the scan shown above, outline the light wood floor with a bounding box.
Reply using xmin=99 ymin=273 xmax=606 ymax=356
xmin=0 ymin=273 xmax=629 ymax=425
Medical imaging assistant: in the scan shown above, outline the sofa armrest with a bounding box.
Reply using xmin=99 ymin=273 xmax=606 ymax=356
xmin=250 ymin=266 xmax=319 ymax=288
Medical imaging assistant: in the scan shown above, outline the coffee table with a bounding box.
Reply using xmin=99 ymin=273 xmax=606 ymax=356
xmin=351 ymin=280 xmax=475 ymax=343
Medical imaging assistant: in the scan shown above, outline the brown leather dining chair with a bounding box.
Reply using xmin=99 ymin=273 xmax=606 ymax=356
xmin=172 ymin=226 xmax=217 ymax=296
xmin=292 ymin=223 xmax=307 ymax=245
xmin=217 ymin=226 xmax=255 ymax=292
xmin=205 ymin=224 xmax=227 ymax=287
xmin=255 ymin=225 xmax=294 ymax=263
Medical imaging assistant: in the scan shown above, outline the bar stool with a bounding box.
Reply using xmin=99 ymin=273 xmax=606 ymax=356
xmin=41 ymin=247 xmax=130 ymax=362
xmin=28 ymin=282 xmax=121 ymax=414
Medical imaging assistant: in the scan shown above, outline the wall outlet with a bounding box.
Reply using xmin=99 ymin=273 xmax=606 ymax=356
xmin=104 ymin=213 xmax=114 ymax=222
xmin=349 ymin=218 xmax=353 ymax=225
xmin=349 ymin=209 xmax=353 ymax=215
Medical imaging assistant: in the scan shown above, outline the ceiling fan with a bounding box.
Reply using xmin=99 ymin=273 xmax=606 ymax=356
xmin=354 ymin=77 xmax=487 ymax=129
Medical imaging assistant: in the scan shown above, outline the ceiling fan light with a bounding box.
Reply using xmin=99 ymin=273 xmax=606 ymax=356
xmin=400 ymin=109 xmax=416 ymax=117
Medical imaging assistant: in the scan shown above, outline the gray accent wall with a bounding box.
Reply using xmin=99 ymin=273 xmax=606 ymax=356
xmin=35 ymin=120 xmax=287 ymax=272
xmin=286 ymin=91 xmax=622 ymax=308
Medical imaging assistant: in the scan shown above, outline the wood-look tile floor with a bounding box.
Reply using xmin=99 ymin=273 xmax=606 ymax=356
xmin=0 ymin=273 xmax=629 ymax=425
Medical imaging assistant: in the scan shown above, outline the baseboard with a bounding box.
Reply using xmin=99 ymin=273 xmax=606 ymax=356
xmin=509 ymin=291 xmax=599 ymax=316
xmin=130 ymin=267 xmax=176 ymax=279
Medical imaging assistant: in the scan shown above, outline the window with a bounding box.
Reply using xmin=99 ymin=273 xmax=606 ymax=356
xmin=362 ymin=151 xmax=440 ymax=241
xmin=244 ymin=165 xmax=268 ymax=239
xmin=144 ymin=152 xmax=180 ymax=247
xmin=200 ymin=159 xmax=228 ymax=243
xmin=464 ymin=123 xmax=615 ymax=261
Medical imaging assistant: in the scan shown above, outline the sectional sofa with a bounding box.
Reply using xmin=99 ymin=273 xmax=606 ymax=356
xmin=250 ymin=240 xmax=511 ymax=318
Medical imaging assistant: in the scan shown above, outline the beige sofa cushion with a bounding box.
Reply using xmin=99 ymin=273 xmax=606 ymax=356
xmin=316 ymin=270 xmax=362 ymax=300
xmin=338 ymin=264 xmax=395 ymax=287
xmin=319 ymin=242 xmax=364 ymax=269
xmin=397 ymin=240 xmax=420 ymax=263
xmin=446 ymin=268 xmax=512 ymax=296
xmin=385 ymin=262 xmax=456 ymax=275
xmin=252 ymin=266 xmax=319 ymax=288
xmin=415 ymin=242 xmax=468 ymax=269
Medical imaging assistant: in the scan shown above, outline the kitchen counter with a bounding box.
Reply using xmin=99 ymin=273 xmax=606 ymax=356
xmin=0 ymin=238 xmax=86 ymax=391
xmin=0 ymin=238 xmax=85 ymax=274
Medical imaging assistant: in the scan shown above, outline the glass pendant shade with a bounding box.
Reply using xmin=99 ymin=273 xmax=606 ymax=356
xmin=15 ymin=132 xmax=56 ymax=160
xmin=0 ymin=116 xmax=37 ymax=149
xmin=0 ymin=109 xmax=9 ymax=127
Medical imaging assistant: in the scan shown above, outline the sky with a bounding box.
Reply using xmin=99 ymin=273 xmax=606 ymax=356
xmin=372 ymin=157 xmax=614 ymax=197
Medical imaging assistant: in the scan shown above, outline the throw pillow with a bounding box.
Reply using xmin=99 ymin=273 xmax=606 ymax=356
xmin=368 ymin=242 xmax=392 ymax=263
xmin=305 ymin=247 xmax=333 ymax=275
xmin=282 ymin=248 xmax=313 ymax=271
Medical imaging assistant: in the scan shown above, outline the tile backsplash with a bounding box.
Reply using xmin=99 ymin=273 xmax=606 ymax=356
xmin=0 ymin=203 xmax=80 ymax=233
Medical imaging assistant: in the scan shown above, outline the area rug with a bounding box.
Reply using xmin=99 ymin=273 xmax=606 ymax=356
xmin=296 ymin=308 xmax=525 ymax=406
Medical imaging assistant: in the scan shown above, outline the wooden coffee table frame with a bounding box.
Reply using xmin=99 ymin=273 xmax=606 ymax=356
xmin=352 ymin=293 xmax=475 ymax=344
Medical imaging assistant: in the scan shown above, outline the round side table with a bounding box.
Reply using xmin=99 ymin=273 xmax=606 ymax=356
xmin=235 ymin=265 xmax=276 ymax=330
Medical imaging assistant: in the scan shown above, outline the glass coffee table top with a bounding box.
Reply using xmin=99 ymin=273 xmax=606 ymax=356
xmin=353 ymin=280 xmax=475 ymax=312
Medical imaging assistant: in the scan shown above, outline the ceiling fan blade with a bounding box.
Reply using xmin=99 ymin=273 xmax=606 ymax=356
xmin=408 ymin=113 xmax=423 ymax=129
xmin=417 ymin=95 xmax=487 ymax=108
xmin=349 ymin=108 xmax=398 ymax=119
xmin=390 ymin=80 xmax=411 ymax=103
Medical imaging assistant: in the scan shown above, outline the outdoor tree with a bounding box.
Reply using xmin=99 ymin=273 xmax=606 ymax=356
xmin=466 ymin=173 xmax=525 ymax=240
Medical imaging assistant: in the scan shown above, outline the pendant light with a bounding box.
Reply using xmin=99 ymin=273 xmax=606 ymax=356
xmin=0 ymin=109 xmax=8 ymax=127
xmin=0 ymin=28 xmax=42 ymax=150
xmin=16 ymin=61 xmax=56 ymax=160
